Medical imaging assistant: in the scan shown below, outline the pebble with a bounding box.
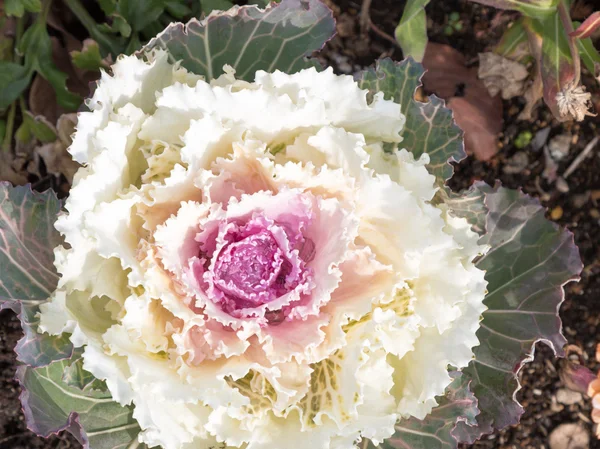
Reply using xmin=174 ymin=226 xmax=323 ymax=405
xmin=556 ymin=177 xmax=570 ymax=193
xmin=551 ymin=206 xmax=564 ymax=221
xmin=549 ymin=423 xmax=589 ymax=449
xmin=555 ymin=388 xmax=583 ymax=405
xmin=548 ymin=134 xmax=572 ymax=161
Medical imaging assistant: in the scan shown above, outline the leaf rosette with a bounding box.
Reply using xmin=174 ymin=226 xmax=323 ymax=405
xmin=0 ymin=1 xmax=582 ymax=449
xmin=31 ymin=0 xmax=492 ymax=447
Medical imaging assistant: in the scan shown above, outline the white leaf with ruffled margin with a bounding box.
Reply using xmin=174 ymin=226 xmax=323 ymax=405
xmin=38 ymin=49 xmax=488 ymax=449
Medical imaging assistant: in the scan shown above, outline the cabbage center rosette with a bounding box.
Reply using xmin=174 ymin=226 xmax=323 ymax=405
xmin=39 ymin=51 xmax=488 ymax=449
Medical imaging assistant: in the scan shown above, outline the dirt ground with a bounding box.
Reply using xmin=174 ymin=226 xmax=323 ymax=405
xmin=1 ymin=0 xmax=599 ymax=448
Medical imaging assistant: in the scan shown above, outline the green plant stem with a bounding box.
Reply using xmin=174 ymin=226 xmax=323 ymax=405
xmin=41 ymin=0 xmax=53 ymax=21
xmin=2 ymin=103 xmax=16 ymax=153
xmin=2 ymin=16 xmax=25 ymax=153
xmin=558 ymin=0 xmax=581 ymax=86
xmin=14 ymin=14 xmax=24 ymax=64
xmin=62 ymin=0 xmax=120 ymax=56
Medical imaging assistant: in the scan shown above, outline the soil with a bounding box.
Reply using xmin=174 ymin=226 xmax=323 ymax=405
xmin=1 ymin=0 xmax=599 ymax=448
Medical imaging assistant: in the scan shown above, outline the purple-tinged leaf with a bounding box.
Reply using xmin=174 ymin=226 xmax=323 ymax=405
xmin=570 ymin=12 xmax=600 ymax=39
xmin=437 ymin=185 xmax=488 ymax=235
xmin=142 ymin=0 xmax=335 ymax=81
xmin=18 ymin=355 xmax=141 ymax=449
xmin=457 ymin=183 xmax=583 ymax=441
xmin=0 ymin=182 xmax=61 ymax=302
xmin=560 ymin=361 xmax=596 ymax=395
xmin=356 ymin=58 xmax=466 ymax=184
xmin=13 ymin=304 xmax=73 ymax=367
xmin=0 ymin=182 xmax=73 ymax=367
xmin=365 ymin=372 xmax=479 ymax=449
xmin=536 ymin=12 xmax=577 ymax=120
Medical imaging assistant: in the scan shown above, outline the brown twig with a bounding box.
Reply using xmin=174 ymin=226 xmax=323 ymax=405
xmin=369 ymin=21 xmax=399 ymax=46
xmin=360 ymin=0 xmax=373 ymax=36
xmin=563 ymin=135 xmax=599 ymax=179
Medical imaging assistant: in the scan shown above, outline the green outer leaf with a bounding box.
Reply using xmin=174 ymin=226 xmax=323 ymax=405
xmin=0 ymin=61 xmax=32 ymax=111
xmin=357 ymin=58 xmax=466 ymax=184
xmin=23 ymin=111 xmax=57 ymax=143
xmin=165 ymin=1 xmax=193 ymax=19
xmin=18 ymin=22 xmax=82 ymax=110
xmin=5 ymin=0 xmax=26 ymax=17
xmin=71 ymin=40 xmax=105 ymax=71
xmin=18 ymin=355 xmax=141 ymax=449
xmin=62 ymin=350 xmax=107 ymax=392
xmin=12 ymin=303 xmax=73 ymax=367
xmin=142 ymin=0 xmax=335 ymax=81
xmin=5 ymin=0 xmax=42 ymax=17
xmin=538 ymin=12 xmax=576 ymax=119
xmin=201 ymin=0 xmax=235 ymax=14
xmin=23 ymin=0 xmax=43 ymax=13
xmin=457 ymin=182 xmax=582 ymax=441
xmin=394 ymin=0 xmax=430 ymax=62
xmin=367 ymin=372 xmax=479 ymax=449
xmin=467 ymin=0 xmax=558 ymax=18
xmin=494 ymin=17 xmax=530 ymax=63
xmin=0 ymin=183 xmax=73 ymax=367
xmin=98 ymin=0 xmax=117 ymax=15
xmin=117 ymin=0 xmax=168 ymax=32
xmin=575 ymin=32 xmax=600 ymax=74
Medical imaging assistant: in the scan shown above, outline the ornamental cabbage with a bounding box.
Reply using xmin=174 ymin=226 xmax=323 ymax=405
xmin=39 ymin=51 xmax=488 ymax=449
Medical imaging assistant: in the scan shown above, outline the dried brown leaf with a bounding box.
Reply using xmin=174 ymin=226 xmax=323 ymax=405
xmin=518 ymin=70 xmax=544 ymax=120
xmin=0 ymin=152 xmax=28 ymax=186
xmin=422 ymin=43 xmax=503 ymax=161
xmin=478 ymin=52 xmax=529 ymax=99
xmin=35 ymin=142 xmax=79 ymax=183
xmin=34 ymin=113 xmax=80 ymax=184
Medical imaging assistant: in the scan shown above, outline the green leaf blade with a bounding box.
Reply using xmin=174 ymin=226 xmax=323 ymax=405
xmin=143 ymin=0 xmax=335 ymax=81
xmin=13 ymin=304 xmax=74 ymax=367
xmin=357 ymin=58 xmax=466 ymax=184
xmin=18 ymin=355 xmax=141 ymax=449
xmin=0 ymin=61 xmax=32 ymax=111
xmin=575 ymin=32 xmax=600 ymax=74
xmin=536 ymin=12 xmax=576 ymax=119
xmin=468 ymin=0 xmax=558 ymax=18
xmin=394 ymin=0 xmax=430 ymax=62
xmin=19 ymin=22 xmax=82 ymax=111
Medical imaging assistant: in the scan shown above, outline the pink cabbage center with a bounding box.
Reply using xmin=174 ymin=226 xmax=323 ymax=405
xmin=201 ymin=214 xmax=314 ymax=316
